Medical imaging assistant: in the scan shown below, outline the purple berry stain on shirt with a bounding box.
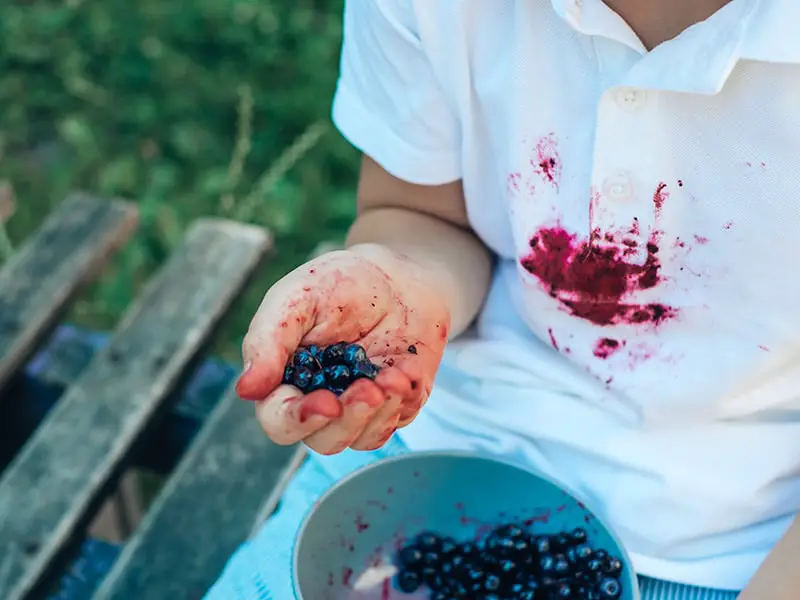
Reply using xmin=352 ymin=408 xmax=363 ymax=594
xmin=532 ymin=133 xmax=562 ymax=191
xmin=520 ymin=223 xmax=678 ymax=328
xmin=593 ymin=338 xmax=623 ymax=359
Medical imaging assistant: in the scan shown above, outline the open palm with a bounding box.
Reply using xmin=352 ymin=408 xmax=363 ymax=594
xmin=236 ymin=246 xmax=450 ymax=454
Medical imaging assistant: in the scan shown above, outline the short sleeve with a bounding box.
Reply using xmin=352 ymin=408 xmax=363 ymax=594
xmin=331 ymin=0 xmax=461 ymax=185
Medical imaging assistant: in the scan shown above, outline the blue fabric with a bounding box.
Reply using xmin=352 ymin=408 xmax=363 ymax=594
xmin=48 ymin=539 xmax=121 ymax=600
xmin=205 ymin=438 xmax=739 ymax=600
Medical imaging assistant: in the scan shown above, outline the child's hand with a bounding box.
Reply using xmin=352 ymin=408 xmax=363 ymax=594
xmin=236 ymin=244 xmax=450 ymax=455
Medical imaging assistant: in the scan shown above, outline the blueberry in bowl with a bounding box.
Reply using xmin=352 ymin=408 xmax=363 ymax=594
xmin=292 ymin=451 xmax=640 ymax=600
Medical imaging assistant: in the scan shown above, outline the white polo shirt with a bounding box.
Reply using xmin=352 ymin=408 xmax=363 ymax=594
xmin=332 ymin=0 xmax=800 ymax=591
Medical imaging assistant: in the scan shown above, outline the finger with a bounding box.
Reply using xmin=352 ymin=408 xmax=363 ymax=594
xmin=304 ymin=379 xmax=384 ymax=455
xmin=373 ymin=364 xmax=426 ymax=428
xmin=369 ymin=344 xmax=435 ymax=407
xmin=350 ymin=387 xmax=403 ymax=451
xmin=397 ymin=379 xmax=431 ymax=427
xmin=255 ymin=386 xmax=342 ymax=445
xmin=390 ymin=358 xmax=432 ymax=426
xmin=238 ymin=282 xmax=316 ymax=400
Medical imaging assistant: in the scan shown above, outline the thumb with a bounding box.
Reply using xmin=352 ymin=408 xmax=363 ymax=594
xmin=236 ymin=280 xmax=316 ymax=400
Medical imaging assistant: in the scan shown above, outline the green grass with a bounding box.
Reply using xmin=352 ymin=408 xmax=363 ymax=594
xmin=0 ymin=0 xmax=359 ymax=361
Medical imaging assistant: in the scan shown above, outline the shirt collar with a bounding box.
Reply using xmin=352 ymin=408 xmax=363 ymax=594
xmin=551 ymin=0 xmax=798 ymax=94
xmin=739 ymin=0 xmax=800 ymax=64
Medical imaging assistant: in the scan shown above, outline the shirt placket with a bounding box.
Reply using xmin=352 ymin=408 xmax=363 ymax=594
xmin=589 ymin=86 xmax=660 ymax=266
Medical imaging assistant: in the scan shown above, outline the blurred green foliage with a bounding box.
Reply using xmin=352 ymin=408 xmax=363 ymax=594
xmin=0 ymin=0 xmax=359 ymax=360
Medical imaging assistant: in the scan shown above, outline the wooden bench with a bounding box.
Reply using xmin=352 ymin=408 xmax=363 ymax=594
xmin=0 ymin=194 xmax=307 ymax=600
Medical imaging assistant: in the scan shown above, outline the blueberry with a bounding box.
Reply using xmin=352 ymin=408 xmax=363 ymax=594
xmin=420 ymin=565 xmax=438 ymax=585
xmin=422 ymin=551 xmax=441 ymax=567
xmin=440 ymin=560 xmax=458 ymax=577
xmin=307 ymin=370 xmax=327 ymax=391
xmin=575 ymin=585 xmax=593 ymax=598
xmin=509 ymin=582 xmax=525 ymax=594
xmin=351 ymin=360 xmax=380 ymax=380
xmin=323 ymin=364 xmax=352 ymax=389
xmin=553 ymin=582 xmax=573 ymax=598
xmin=525 ymin=577 xmax=541 ymax=590
xmin=594 ymin=549 xmax=608 ymax=560
xmin=466 ymin=567 xmax=485 ymax=582
xmin=293 ymin=349 xmax=321 ymax=371
xmin=603 ymin=556 xmax=623 ymax=577
xmin=329 ymin=386 xmax=346 ymax=396
xmin=494 ymin=523 xmax=525 ymax=539
xmin=427 ymin=572 xmax=446 ymax=591
xmin=307 ymin=344 xmax=324 ymax=361
xmin=553 ymin=553 xmax=570 ymax=576
xmin=575 ymin=543 xmax=593 ymax=561
xmin=498 ymin=558 xmax=517 ymax=574
xmin=282 ymin=364 xmax=294 ymax=384
xmin=571 ymin=527 xmax=588 ymax=544
xmin=395 ymin=568 xmax=421 ymax=593
xmin=581 ymin=561 xmax=605 ymax=584
xmin=533 ymin=535 xmax=551 ymax=554
xmin=478 ymin=551 xmax=500 ymax=571
xmin=322 ymin=342 xmax=347 ymax=365
xmin=551 ymin=533 xmax=571 ymax=550
xmin=342 ymin=343 xmax=369 ymax=366
xmin=291 ymin=366 xmax=313 ymax=390
xmin=585 ymin=557 xmax=603 ymax=572
xmin=416 ymin=531 xmax=442 ymax=551
xmin=519 ymin=591 xmax=537 ymax=600
xmin=539 ymin=553 xmax=556 ymax=574
xmin=440 ymin=537 xmax=458 ymax=556
xmin=597 ymin=577 xmax=622 ymax=598
xmin=484 ymin=574 xmax=501 ymax=591
xmin=397 ymin=545 xmax=424 ymax=568
xmin=445 ymin=554 xmax=466 ymax=571
xmin=566 ymin=547 xmax=577 ymax=564
xmin=487 ymin=535 xmax=516 ymax=556
xmin=513 ymin=536 xmax=531 ymax=555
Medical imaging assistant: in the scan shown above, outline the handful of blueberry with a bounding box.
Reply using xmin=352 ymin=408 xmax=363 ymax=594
xmin=394 ymin=525 xmax=624 ymax=599
xmin=282 ymin=342 xmax=381 ymax=395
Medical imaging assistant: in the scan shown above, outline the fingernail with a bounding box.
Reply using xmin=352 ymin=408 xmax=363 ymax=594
xmin=235 ymin=362 xmax=257 ymax=400
xmin=242 ymin=360 xmax=252 ymax=374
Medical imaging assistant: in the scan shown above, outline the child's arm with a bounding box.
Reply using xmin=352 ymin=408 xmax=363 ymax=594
xmin=737 ymin=516 xmax=800 ymax=599
xmin=347 ymin=155 xmax=493 ymax=338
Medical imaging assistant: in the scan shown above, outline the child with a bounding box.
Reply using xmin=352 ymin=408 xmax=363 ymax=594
xmin=207 ymin=1 xmax=800 ymax=598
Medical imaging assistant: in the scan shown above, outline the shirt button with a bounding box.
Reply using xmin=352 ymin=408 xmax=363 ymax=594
xmin=614 ymin=87 xmax=646 ymax=111
xmin=602 ymin=173 xmax=634 ymax=201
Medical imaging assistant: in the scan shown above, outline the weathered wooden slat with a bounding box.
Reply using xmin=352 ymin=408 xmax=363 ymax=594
xmin=23 ymin=327 xmax=233 ymax=427
xmin=92 ymin=386 xmax=305 ymax=600
xmin=0 ymin=219 xmax=271 ymax=600
xmin=0 ymin=193 xmax=138 ymax=392
xmin=0 ymin=180 xmax=16 ymax=222
xmin=5 ymin=329 xmax=238 ymax=476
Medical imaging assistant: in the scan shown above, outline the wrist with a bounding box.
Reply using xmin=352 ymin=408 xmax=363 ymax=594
xmin=346 ymin=206 xmax=492 ymax=337
xmin=347 ymin=242 xmax=454 ymax=325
